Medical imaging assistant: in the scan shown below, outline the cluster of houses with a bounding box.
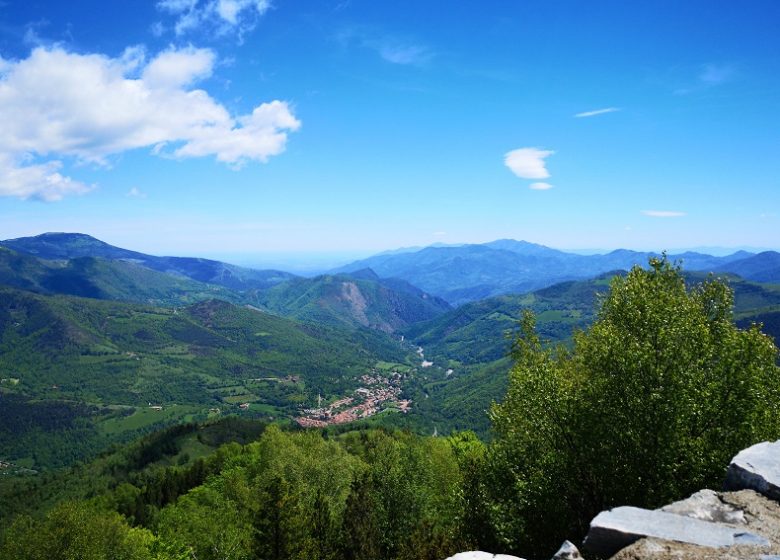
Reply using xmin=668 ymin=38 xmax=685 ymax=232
xmin=296 ymin=373 xmax=411 ymax=428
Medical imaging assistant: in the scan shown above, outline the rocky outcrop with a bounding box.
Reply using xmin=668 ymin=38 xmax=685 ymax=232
xmin=585 ymin=439 xmax=780 ymax=560
xmin=444 ymin=541 xmax=583 ymax=560
xmin=660 ymin=489 xmax=745 ymax=524
xmin=583 ymin=504 xmax=769 ymax=558
xmin=445 ymin=553 xmax=525 ymax=560
xmin=725 ymin=441 xmax=780 ymax=501
xmin=444 ymin=441 xmax=780 ymax=560
xmin=551 ymin=540 xmax=583 ymax=560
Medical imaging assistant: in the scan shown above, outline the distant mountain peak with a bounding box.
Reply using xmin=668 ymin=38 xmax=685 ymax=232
xmin=484 ymin=239 xmax=560 ymax=254
xmin=343 ymin=268 xmax=380 ymax=281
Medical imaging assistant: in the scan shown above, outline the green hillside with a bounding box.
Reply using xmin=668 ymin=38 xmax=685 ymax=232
xmin=257 ymin=271 xmax=451 ymax=333
xmin=397 ymin=272 xmax=780 ymax=438
xmin=0 ymin=247 xmax=238 ymax=306
xmin=407 ymin=271 xmax=780 ymax=366
xmin=0 ymin=287 xmax=414 ymax=470
xmin=1 ymin=233 xmax=296 ymax=291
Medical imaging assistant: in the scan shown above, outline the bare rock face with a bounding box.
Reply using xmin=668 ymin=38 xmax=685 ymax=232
xmin=445 ymin=552 xmax=526 ymax=560
xmin=725 ymin=441 xmax=780 ymax=501
xmin=551 ymin=540 xmax=583 ymax=560
xmin=661 ymin=489 xmax=746 ymax=524
xmin=582 ymin=505 xmax=769 ymax=559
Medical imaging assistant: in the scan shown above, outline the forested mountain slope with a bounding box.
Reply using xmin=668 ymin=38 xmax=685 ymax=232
xmin=1 ymin=233 xmax=295 ymax=291
xmin=257 ymin=269 xmax=451 ymax=333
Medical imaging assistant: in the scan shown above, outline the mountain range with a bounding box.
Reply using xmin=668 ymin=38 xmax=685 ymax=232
xmin=5 ymin=233 xmax=780 ymax=309
xmin=0 ymin=233 xmax=295 ymax=291
xmin=1 ymin=232 xmax=779 ymax=470
xmin=0 ymin=233 xmax=451 ymax=333
xmin=334 ymin=238 xmax=780 ymax=304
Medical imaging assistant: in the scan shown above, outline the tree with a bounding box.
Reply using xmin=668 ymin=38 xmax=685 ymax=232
xmin=489 ymin=258 xmax=780 ymax=557
xmin=0 ymin=501 xmax=152 ymax=560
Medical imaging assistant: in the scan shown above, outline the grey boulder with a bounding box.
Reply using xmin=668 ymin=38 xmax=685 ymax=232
xmin=725 ymin=440 xmax=780 ymax=501
xmin=550 ymin=540 xmax=583 ymax=560
xmin=583 ymin=505 xmax=769 ymax=558
xmin=445 ymin=552 xmax=525 ymax=560
xmin=661 ymin=489 xmax=745 ymax=524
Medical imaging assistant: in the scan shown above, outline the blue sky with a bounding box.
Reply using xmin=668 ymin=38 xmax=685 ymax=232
xmin=0 ymin=0 xmax=778 ymax=266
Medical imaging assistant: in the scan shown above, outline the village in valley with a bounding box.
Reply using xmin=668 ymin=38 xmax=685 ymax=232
xmin=296 ymin=372 xmax=412 ymax=428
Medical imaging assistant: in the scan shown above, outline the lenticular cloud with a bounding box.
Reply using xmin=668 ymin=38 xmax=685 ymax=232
xmin=504 ymin=147 xmax=554 ymax=180
xmin=0 ymin=45 xmax=301 ymax=200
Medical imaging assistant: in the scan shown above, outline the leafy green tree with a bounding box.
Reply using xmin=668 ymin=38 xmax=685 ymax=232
xmin=489 ymin=258 xmax=780 ymax=557
xmin=0 ymin=501 xmax=152 ymax=560
xmin=340 ymin=473 xmax=381 ymax=560
xmin=156 ymin=486 xmax=253 ymax=560
xmin=448 ymin=431 xmax=496 ymax=552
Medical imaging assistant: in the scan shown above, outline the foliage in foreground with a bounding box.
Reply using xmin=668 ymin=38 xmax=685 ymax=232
xmin=1 ymin=426 xmax=477 ymax=560
xmin=488 ymin=258 xmax=780 ymax=556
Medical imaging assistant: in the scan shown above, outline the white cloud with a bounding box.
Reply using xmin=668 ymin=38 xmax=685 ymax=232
xmin=529 ymin=182 xmax=554 ymax=190
xmin=575 ymin=107 xmax=620 ymax=118
xmin=641 ymin=210 xmax=686 ymax=218
xmin=172 ymin=100 xmax=301 ymax=164
xmin=156 ymin=0 xmax=271 ymax=37
xmin=0 ymin=45 xmax=300 ymax=200
xmin=126 ymin=187 xmax=147 ymax=198
xmin=158 ymin=0 xmax=198 ymax=12
xmin=142 ymin=46 xmax=214 ymax=88
xmin=0 ymin=155 xmax=92 ymax=201
xmin=504 ymin=147 xmax=554 ymax=180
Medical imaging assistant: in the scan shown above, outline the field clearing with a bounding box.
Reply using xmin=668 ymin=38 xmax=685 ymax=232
xmin=99 ymin=404 xmax=204 ymax=436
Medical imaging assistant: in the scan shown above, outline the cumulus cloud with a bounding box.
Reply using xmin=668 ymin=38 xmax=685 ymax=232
xmin=504 ymin=148 xmax=554 ymax=180
xmin=641 ymin=210 xmax=686 ymax=218
xmin=142 ymin=47 xmax=215 ymax=88
xmin=0 ymin=155 xmax=92 ymax=201
xmin=575 ymin=107 xmax=620 ymax=118
xmin=156 ymin=0 xmax=271 ymax=37
xmin=529 ymin=182 xmax=554 ymax=190
xmin=0 ymin=45 xmax=300 ymax=200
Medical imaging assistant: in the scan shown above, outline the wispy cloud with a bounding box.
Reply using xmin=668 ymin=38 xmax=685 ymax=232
xmin=337 ymin=27 xmax=433 ymax=66
xmin=504 ymin=148 xmax=554 ymax=180
xmin=574 ymin=107 xmax=620 ymax=118
xmin=378 ymin=44 xmax=433 ymax=66
xmin=641 ymin=210 xmax=686 ymax=218
xmin=529 ymin=182 xmax=554 ymax=190
xmin=126 ymin=187 xmax=147 ymax=198
xmin=155 ymin=0 xmax=271 ymax=39
xmin=0 ymin=45 xmax=300 ymax=201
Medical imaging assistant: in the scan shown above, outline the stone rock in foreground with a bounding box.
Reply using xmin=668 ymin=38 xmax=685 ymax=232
xmin=583 ymin=506 xmax=769 ymax=558
xmin=551 ymin=540 xmax=583 ymax=560
xmin=726 ymin=441 xmax=780 ymax=501
xmin=661 ymin=489 xmax=745 ymax=524
xmin=445 ymin=552 xmax=525 ymax=560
